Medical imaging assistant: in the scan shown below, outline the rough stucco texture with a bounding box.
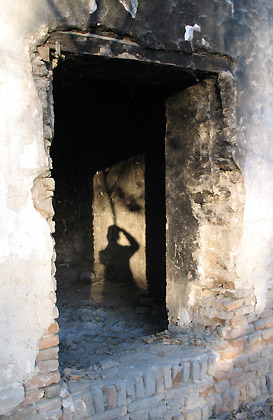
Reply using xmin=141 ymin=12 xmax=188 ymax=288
xmin=234 ymin=2 xmax=273 ymax=313
xmin=0 ymin=4 xmax=56 ymax=411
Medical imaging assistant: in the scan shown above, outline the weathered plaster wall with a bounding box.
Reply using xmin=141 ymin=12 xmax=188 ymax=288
xmin=0 ymin=2 xmax=57 ymax=413
xmin=93 ymin=155 xmax=146 ymax=290
xmin=165 ymin=76 xmax=243 ymax=327
xmin=233 ymin=2 xmax=273 ymax=313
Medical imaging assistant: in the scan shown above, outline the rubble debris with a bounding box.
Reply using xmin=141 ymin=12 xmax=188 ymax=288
xmin=210 ymin=397 xmax=273 ymax=420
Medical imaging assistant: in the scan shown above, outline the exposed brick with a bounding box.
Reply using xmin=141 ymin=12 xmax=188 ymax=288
xmin=31 ymin=408 xmax=62 ymax=420
xmin=182 ymin=362 xmax=190 ymax=382
xmin=39 ymin=334 xmax=59 ymax=350
xmin=215 ymin=360 xmax=233 ymax=373
xmin=126 ymin=377 xmax=135 ymax=400
xmin=129 ymin=408 xmax=149 ymax=420
xmin=214 ymin=380 xmax=230 ymax=393
xmin=152 ymin=367 xmax=164 ymax=393
xmin=149 ymin=403 xmax=168 ymax=418
xmin=20 ymin=388 xmax=45 ymax=407
xmin=195 ymin=296 xmax=214 ymax=308
xmin=128 ymin=394 xmax=163 ymax=413
xmin=219 ymin=345 xmax=244 ymax=360
xmin=0 ymin=404 xmax=37 ymax=420
xmin=222 ymin=389 xmax=239 ymax=412
xmin=172 ymin=371 xmax=182 ymax=386
xmin=202 ymin=404 xmax=211 ymax=420
xmin=44 ymin=384 xmax=61 ymax=399
xmin=220 ymin=298 xmax=244 ymax=311
xmin=172 ymin=414 xmax=184 ymax=420
xmin=134 ymin=376 xmax=144 ymax=399
xmin=244 ymin=360 xmax=269 ymax=374
xmin=37 ymin=359 xmax=59 ymax=373
xmin=115 ymin=380 xmax=126 ymax=406
xmin=254 ymin=319 xmax=267 ymax=330
xmin=260 ymin=376 xmax=268 ymax=394
xmin=25 ymin=371 xmax=60 ymax=391
xmin=228 ymin=316 xmax=248 ymax=328
xmin=200 ymin=385 xmax=212 ymax=398
xmin=248 ymin=350 xmax=260 ymax=363
xmin=184 ymin=407 xmax=202 ymax=420
xmin=36 ymin=396 xmax=61 ymax=414
xmin=227 ymin=324 xmax=254 ymax=339
xmin=36 ymin=346 xmax=59 ymax=362
xmin=261 ymin=346 xmax=273 ymax=358
xmin=207 ymin=355 xmax=217 ymax=376
xmin=243 ymin=296 xmax=256 ymax=306
xmin=260 ymin=309 xmax=273 ymax=319
xmin=262 ymin=327 xmax=273 ymax=340
xmin=185 ymin=386 xmax=200 ymax=407
xmin=233 ymin=305 xmax=252 ymax=316
xmin=199 ymin=377 xmax=214 ymax=398
xmin=269 ymin=359 xmax=273 ymax=370
xmin=190 ymin=360 xmax=200 ymax=381
xmin=91 ymin=387 xmax=104 ymax=413
xmin=64 ymin=392 xmax=94 ymax=420
xmin=165 ymin=383 xmax=196 ymax=403
xmin=44 ymin=321 xmax=59 ymax=336
xmin=248 ymin=331 xmax=261 ymax=344
xmin=211 ymin=339 xmax=229 ymax=351
xmin=230 ymin=335 xmax=248 ymax=348
xmin=163 ymin=365 xmax=172 ymax=389
xmin=172 ymin=364 xmax=182 ymax=379
xmin=96 ymin=405 xmax=127 ymax=420
xmin=246 ymin=313 xmax=257 ymax=323
xmin=214 ymin=367 xmax=243 ymax=382
xmin=230 ymin=372 xmax=256 ymax=387
xmin=245 ymin=339 xmax=264 ymax=354
xmin=200 ymin=359 xmax=208 ymax=380
xmin=239 ymin=385 xmax=247 ymax=400
xmin=166 ymin=396 xmax=184 ymax=410
xmin=103 ymin=385 xmax=117 ymax=408
xmin=213 ymin=393 xmax=223 ymax=414
xmin=266 ymin=371 xmax=273 ymax=393
xmin=199 ymin=308 xmax=234 ymax=320
xmin=143 ymin=370 xmax=155 ymax=396
xmin=255 ymin=316 xmax=273 ymax=330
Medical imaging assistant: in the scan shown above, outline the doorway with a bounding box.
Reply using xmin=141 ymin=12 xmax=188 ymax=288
xmin=51 ymin=55 xmax=187 ymax=370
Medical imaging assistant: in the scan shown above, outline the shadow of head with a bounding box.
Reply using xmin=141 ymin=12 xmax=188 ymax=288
xmin=107 ymin=225 xmax=120 ymax=243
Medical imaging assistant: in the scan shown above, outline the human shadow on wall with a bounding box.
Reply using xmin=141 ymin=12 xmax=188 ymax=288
xmin=99 ymin=225 xmax=139 ymax=289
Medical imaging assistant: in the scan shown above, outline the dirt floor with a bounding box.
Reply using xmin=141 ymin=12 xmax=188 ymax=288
xmin=210 ymin=397 xmax=273 ymax=419
xmin=56 ymin=263 xmax=169 ymax=373
xmin=56 ymin=265 xmax=273 ymax=419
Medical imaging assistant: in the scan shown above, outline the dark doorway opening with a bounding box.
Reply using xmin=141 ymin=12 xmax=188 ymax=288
xmin=51 ymin=54 xmax=197 ymax=370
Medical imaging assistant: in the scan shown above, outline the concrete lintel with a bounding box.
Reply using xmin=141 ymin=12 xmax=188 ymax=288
xmin=45 ymin=31 xmax=233 ymax=73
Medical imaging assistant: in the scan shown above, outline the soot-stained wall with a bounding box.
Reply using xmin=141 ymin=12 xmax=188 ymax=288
xmin=52 ymin=64 xmax=166 ymax=298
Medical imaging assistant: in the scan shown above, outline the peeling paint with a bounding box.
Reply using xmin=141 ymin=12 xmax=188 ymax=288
xmin=177 ymin=307 xmax=191 ymax=326
xmin=119 ymin=0 xmax=138 ymax=18
xmin=202 ymin=38 xmax=210 ymax=48
xmin=226 ymin=0 xmax=234 ymax=15
xmin=184 ymin=24 xmax=201 ymax=42
xmin=89 ymin=0 xmax=97 ymax=14
xmin=99 ymin=45 xmax=111 ymax=56
xmin=117 ymin=52 xmax=138 ymax=60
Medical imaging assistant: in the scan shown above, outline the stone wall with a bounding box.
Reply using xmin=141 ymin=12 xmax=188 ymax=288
xmin=60 ymin=350 xmax=216 ymax=420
